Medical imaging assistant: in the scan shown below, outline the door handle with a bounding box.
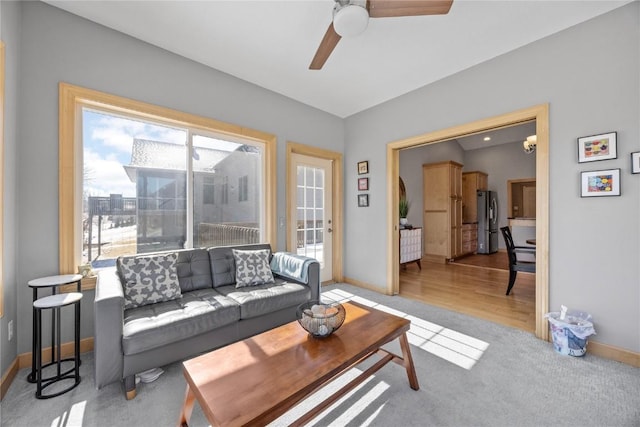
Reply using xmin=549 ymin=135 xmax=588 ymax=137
xmin=327 ymin=228 xmax=333 ymax=233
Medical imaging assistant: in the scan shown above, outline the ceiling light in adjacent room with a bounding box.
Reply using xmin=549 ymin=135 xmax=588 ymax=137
xmin=523 ymin=135 xmax=537 ymax=153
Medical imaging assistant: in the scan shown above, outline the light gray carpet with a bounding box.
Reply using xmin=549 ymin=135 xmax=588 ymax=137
xmin=2 ymin=284 xmax=639 ymax=426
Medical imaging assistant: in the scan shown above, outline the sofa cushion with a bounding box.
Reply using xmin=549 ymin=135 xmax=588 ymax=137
xmin=208 ymin=244 xmax=272 ymax=288
xmin=216 ymin=278 xmax=310 ymax=319
xmin=176 ymin=249 xmax=213 ymax=292
xmin=118 ymin=253 xmax=182 ymax=309
xmin=122 ymin=289 xmax=240 ymax=356
xmin=233 ymin=249 xmax=275 ymax=288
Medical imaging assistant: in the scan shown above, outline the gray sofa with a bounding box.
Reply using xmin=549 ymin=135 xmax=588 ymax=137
xmin=93 ymin=243 xmax=320 ymax=399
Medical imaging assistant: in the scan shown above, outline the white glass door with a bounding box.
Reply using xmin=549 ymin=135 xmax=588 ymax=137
xmin=290 ymin=154 xmax=333 ymax=282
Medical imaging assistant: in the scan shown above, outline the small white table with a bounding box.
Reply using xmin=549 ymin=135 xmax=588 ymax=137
xmin=27 ymin=274 xmax=82 ymax=384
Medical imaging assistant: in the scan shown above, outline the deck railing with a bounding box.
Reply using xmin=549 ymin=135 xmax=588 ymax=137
xmin=88 ymin=195 xmax=137 ymax=215
xmin=198 ymin=223 xmax=260 ymax=247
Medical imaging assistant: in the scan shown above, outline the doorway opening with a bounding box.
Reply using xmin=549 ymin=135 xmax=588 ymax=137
xmin=386 ymin=105 xmax=549 ymax=340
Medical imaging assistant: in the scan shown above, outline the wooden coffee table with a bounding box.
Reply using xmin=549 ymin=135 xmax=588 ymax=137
xmin=177 ymin=301 xmax=419 ymax=427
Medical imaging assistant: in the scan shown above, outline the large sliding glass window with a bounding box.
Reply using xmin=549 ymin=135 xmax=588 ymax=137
xmin=82 ymin=108 xmax=265 ymax=268
xmin=191 ymin=133 xmax=262 ymax=249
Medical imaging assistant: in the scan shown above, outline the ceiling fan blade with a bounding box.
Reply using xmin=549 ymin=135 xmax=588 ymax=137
xmin=309 ymin=22 xmax=342 ymax=70
xmin=367 ymin=0 xmax=453 ymax=18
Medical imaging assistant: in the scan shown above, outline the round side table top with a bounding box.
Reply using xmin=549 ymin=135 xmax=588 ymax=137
xmin=33 ymin=293 xmax=83 ymax=309
xmin=28 ymin=274 xmax=83 ymax=288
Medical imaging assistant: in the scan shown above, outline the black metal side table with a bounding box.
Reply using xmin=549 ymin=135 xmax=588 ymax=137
xmin=33 ymin=292 xmax=82 ymax=399
xmin=27 ymin=274 xmax=82 ymax=384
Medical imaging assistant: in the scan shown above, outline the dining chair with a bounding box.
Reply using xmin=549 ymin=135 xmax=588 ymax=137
xmin=500 ymin=226 xmax=536 ymax=295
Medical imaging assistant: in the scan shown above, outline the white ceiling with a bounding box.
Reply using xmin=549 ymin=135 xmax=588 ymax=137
xmin=455 ymin=121 xmax=537 ymax=151
xmin=45 ymin=0 xmax=631 ymax=118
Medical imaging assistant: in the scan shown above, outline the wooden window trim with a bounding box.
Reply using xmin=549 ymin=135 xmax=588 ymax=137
xmin=59 ymin=83 xmax=277 ymax=290
xmin=0 ymin=41 xmax=5 ymax=316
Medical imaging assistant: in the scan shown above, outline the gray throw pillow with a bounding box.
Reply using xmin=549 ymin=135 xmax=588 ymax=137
xmin=118 ymin=253 xmax=182 ymax=309
xmin=233 ymin=249 xmax=275 ymax=288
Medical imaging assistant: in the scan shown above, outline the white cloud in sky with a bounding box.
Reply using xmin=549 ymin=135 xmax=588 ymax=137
xmin=90 ymin=114 xmax=187 ymax=154
xmin=83 ymin=111 xmax=189 ymax=198
xmin=84 ymin=148 xmax=136 ymax=197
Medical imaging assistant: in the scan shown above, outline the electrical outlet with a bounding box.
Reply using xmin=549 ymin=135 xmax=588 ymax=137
xmin=8 ymin=320 xmax=13 ymax=341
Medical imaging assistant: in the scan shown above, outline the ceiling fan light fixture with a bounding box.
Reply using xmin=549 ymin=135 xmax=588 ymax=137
xmin=333 ymin=5 xmax=369 ymax=37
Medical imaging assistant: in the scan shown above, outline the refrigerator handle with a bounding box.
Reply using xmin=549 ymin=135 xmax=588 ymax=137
xmin=490 ymin=198 xmax=497 ymax=223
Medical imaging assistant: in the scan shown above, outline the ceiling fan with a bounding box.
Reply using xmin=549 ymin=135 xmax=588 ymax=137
xmin=309 ymin=0 xmax=454 ymax=70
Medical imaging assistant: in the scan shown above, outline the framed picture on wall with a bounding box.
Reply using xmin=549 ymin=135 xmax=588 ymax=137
xmin=357 ymin=161 xmax=369 ymax=174
xmin=577 ymin=131 xmax=617 ymax=163
xmin=358 ymin=194 xmax=369 ymax=207
xmin=631 ymin=152 xmax=640 ymax=174
xmin=580 ymin=168 xmax=621 ymax=197
xmin=358 ymin=177 xmax=369 ymax=191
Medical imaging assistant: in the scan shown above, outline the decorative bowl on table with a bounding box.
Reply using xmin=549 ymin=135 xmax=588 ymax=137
xmin=296 ymin=301 xmax=346 ymax=338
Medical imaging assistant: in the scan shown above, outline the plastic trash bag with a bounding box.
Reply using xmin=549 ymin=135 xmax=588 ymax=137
xmin=545 ymin=308 xmax=595 ymax=356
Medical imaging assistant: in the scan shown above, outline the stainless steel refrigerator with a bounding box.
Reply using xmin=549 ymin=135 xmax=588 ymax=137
xmin=477 ymin=190 xmax=498 ymax=254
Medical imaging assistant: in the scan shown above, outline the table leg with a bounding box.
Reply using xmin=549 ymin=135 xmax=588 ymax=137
xmin=75 ymin=298 xmax=81 ymax=382
xmin=28 ymin=288 xmax=37 ymax=382
xmin=56 ymin=307 xmax=62 ymax=378
xmin=35 ymin=308 xmax=42 ymax=398
xmin=399 ymin=332 xmax=419 ymax=390
xmin=51 ymin=287 xmax=57 ymax=365
xmin=177 ymin=385 xmax=196 ymax=427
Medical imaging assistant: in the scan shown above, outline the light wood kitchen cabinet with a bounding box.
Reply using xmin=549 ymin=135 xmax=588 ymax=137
xmin=461 ymin=223 xmax=478 ymax=254
xmin=423 ymin=161 xmax=463 ymax=263
xmin=462 ymin=171 xmax=488 ymax=223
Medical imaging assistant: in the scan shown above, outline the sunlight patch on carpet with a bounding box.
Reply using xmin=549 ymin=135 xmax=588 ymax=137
xmin=268 ymin=368 xmax=390 ymax=427
xmin=322 ymin=289 xmax=489 ymax=370
xmin=311 ymin=381 xmax=390 ymax=427
xmin=50 ymin=400 xmax=86 ymax=427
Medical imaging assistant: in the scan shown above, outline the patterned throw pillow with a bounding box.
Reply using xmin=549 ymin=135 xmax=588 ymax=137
xmin=232 ymin=249 xmax=275 ymax=288
xmin=118 ymin=253 xmax=182 ymax=309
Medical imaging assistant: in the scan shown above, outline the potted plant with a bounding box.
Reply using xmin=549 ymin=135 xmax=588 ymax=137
xmin=399 ymin=197 xmax=410 ymax=225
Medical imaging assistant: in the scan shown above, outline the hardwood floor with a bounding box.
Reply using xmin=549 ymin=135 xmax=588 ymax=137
xmin=448 ymin=252 xmax=509 ymax=271
xmin=399 ymin=252 xmax=535 ymax=333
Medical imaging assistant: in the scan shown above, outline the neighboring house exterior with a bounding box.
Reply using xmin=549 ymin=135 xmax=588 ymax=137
xmin=123 ymin=139 xmax=260 ymax=253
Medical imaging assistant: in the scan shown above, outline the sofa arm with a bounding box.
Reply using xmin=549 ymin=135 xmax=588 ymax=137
xmin=306 ymin=261 xmax=321 ymax=301
xmin=271 ymin=252 xmax=321 ymax=301
xmin=94 ymin=268 xmax=125 ymax=388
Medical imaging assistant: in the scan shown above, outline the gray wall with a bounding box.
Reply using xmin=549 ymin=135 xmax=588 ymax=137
xmin=398 ymin=140 xmax=465 ymax=229
xmin=11 ymin=2 xmax=344 ymax=356
xmin=345 ymin=3 xmax=639 ymax=352
xmin=1 ymin=0 xmax=21 ymax=377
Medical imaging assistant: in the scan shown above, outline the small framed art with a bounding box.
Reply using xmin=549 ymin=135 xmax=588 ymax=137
xmin=357 ymin=160 xmax=369 ymax=175
xmin=581 ymin=169 xmax=621 ymax=197
xmin=631 ymin=152 xmax=640 ymax=174
xmin=577 ymin=131 xmax=617 ymax=163
xmin=358 ymin=177 xmax=369 ymax=191
xmin=358 ymin=193 xmax=369 ymax=207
